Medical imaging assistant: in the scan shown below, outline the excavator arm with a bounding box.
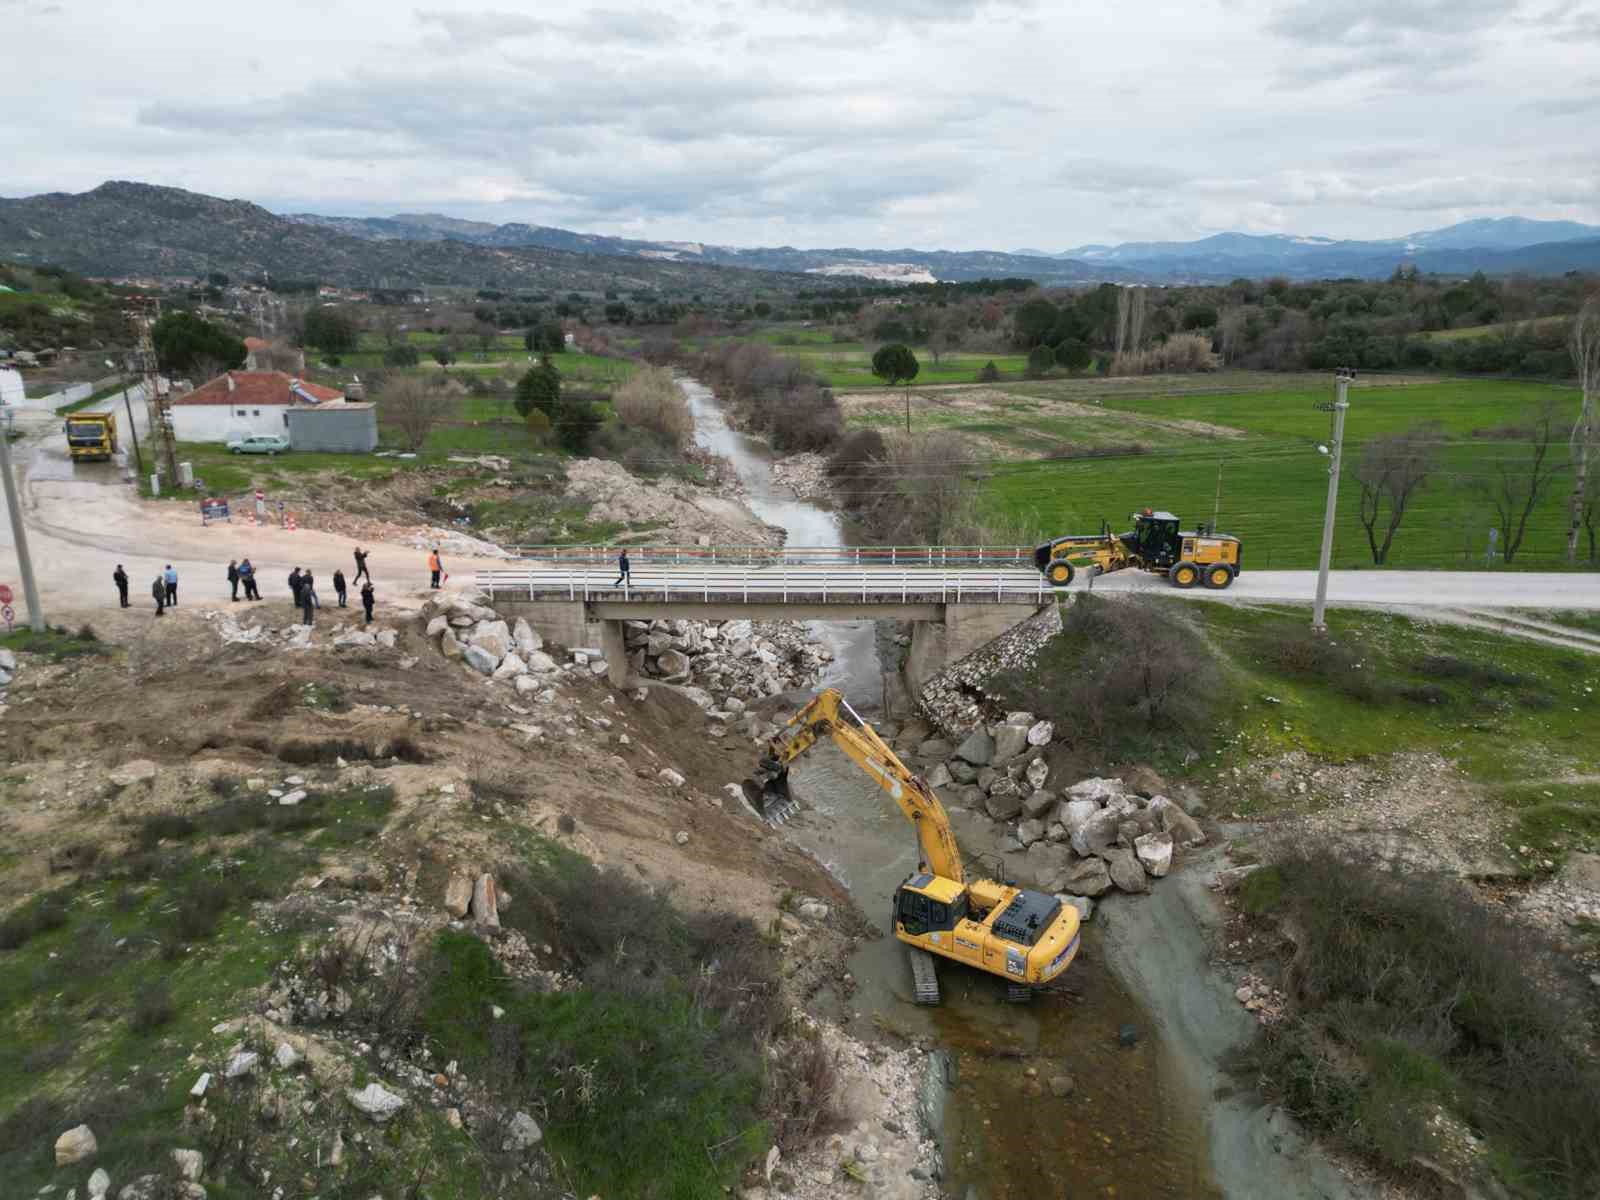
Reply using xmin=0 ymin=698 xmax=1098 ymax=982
xmin=753 ymin=689 xmax=966 ymax=886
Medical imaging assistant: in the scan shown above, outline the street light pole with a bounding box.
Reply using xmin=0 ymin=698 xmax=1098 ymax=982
xmin=0 ymin=417 xmax=45 ymax=632
xmin=120 ymin=375 xmax=144 ymax=479
xmin=1311 ymin=368 xmax=1352 ymax=634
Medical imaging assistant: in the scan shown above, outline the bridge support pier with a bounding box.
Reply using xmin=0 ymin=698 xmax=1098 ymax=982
xmin=905 ymin=602 xmax=1042 ymax=696
xmin=601 ymin=619 xmax=629 ymax=689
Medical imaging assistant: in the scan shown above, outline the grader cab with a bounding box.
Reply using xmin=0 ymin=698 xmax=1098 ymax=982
xmin=1034 ymin=509 xmax=1241 ymax=590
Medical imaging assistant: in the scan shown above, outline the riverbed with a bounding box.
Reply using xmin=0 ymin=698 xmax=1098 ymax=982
xmin=682 ymin=374 xmax=1366 ymax=1200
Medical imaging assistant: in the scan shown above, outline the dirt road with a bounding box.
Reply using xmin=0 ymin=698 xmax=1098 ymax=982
xmin=0 ymin=407 xmax=506 ymax=624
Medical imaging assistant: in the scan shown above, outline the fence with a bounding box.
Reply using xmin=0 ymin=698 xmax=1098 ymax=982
xmin=506 ymin=543 xmax=1038 ymax=567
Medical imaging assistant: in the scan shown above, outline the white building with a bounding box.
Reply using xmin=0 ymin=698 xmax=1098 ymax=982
xmin=170 ymin=371 xmax=345 ymax=443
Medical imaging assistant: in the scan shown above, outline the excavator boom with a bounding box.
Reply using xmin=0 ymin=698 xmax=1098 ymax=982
xmin=751 ymin=689 xmax=965 ymax=886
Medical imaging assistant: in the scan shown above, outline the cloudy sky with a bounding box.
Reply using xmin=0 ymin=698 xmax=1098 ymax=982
xmin=3 ymin=0 xmax=1598 ymax=250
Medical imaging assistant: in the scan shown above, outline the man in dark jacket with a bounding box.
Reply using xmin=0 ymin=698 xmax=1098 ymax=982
xmin=352 ymin=546 xmax=370 ymax=584
xmin=227 ymin=559 xmax=240 ymax=601
xmin=333 ymin=569 xmax=348 ymax=607
xmin=613 ymin=548 xmax=631 ymax=588
xmin=300 ymin=580 xmax=315 ymax=626
xmin=288 ymin=567 xmax=303 ymax=609
xmin=113 ymin=564 xmax=129 ymax=607
xmin=360 ymin=579 xmax=375 ymax=624
xmin=151 ymin=574 xmax=166 ymax=616
xmin=303 ymin=569 xmax=321 ymax=609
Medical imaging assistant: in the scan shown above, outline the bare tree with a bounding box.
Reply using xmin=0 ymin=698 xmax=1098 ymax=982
xmin=1115 ymin=288 xmax=1130 ymax=359
xmin=1474 ymin=399 xmax=1568 ymax=564
xmin=1356 ymin=423 xmax=1441 ymax=564
xmin=1128 ymin=287 xmax=1147 ymax=353
xmin=381 ymin=376 xmax=452 ymax=451
xmin=1567 ymin=299 xmax=1600 ymax=562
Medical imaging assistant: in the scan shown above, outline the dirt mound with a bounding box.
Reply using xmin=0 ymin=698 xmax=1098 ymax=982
xmin=563 ymin=458 xmax=781 ymax=546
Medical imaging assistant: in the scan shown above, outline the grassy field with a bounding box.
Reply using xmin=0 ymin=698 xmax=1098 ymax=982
xmin=1421 ymin=315 xmax=1569 ymax=341
xmin=727 ymin=331 xmax=1030 ymax=388
xmin=884 ymin=375 xmax=1591 ymax=570
xmin=338 ymin=337 xmax=635 ymax=390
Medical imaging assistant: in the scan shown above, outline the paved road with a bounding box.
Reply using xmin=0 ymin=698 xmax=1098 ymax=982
xmin=480 ymin=561 xmax=1600 ymax=611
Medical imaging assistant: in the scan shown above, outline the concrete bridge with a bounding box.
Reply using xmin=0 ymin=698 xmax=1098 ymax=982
xmin=474 ymin=560 xmax=1051 ymax=689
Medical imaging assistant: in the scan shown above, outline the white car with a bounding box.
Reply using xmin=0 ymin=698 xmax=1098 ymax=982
xmin=227 ymin=434 xmax=290 ymax=455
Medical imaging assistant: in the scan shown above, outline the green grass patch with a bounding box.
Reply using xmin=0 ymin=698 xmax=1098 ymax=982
xmin=1488 ymin=781 xmax=1600 ymax=864
xmin=53 ymin=379 xmax=129 ymax=416
xmin=0 ymin=626 xmax=110 ymax=662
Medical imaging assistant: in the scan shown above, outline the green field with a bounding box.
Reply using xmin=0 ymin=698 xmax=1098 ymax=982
xmin=1422 ymin=315 xmax=1570 ymax=341
xmin=729 ymin=331 xmax=1030 ymax=388
xmin=335 ymin=336 xmax=635 ymax=390
xmin=886 ymin=376 xmax=1591 ymax=570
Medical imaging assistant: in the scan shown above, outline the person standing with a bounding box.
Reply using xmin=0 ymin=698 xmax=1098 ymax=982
xmin=303 ymin=569 xmax=321 ymax=609
xmin=360 ymin=578 xmax=375 ymax=624
xmin=113 ymin=564 xmax=129 ymax=608
xmin=239 ymin=558 xmax=260 ymax=601
xmin=352 ymin=546 xmax=370 ymax=584
xmin=333 ymin=569 xmax=348 ymax=607
xmin=227 ymin=559 xmax=240 ymax=601
xmin=299 ymin=581 xmax=315 ymax=627
xmin=163 ymin=564 xmax=178 ymax=607
xmin=428 ymin=547 xmax=442 ymax=588
xmin=613 ymin=548 xmax=631 ymax=588
xmin=288 ymin=567 xmax=303 ymax=609
xmin=151 ymin=574 xmax=166 ymax=617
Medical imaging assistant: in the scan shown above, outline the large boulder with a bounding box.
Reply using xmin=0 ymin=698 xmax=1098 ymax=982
xmin=462 ymin=644 xmax=498 ymax=676
xmin=1060 ymin=798 xmax=1102 ymax=840
xmin=948 ymin=759 xmax=979 ymax=785
xmin=512 ymin=618 xmax=542 ymax=653
xmin=984 ymin=778 xmax=1024 ymax=820
xmin=990 ymin=723 xmax=1029 ymax=764
xmin=425 ymin=615 xmax=449 ymax=638
xmin=917 ymin=738 xmax=953 ymax=761
xmin=1016 ymin=818 xmax=1045 ymax=847
xmin=1122 ymin=765 xmax=1169 ymax=798
xmin=491 ymin=652 xmax=529 ymax=681
xmin=1066 ymin=777 xmax=1125 ymax=803
xmin=1071 ymin=809 xmax=1124 ymax=859
xmin=348 ymin=1082 xmax=407 ymax=1122
xmin=55 ymin=1124 xmax=97 ymax=1165
xmin=1134 ymin=831 xmax=1174 ymax=878
xmin=1105 ymin=847 xmax=1150 ymax=894
xmin=467 ymin=620 xmax=512 ymax=661
xmin=440 ymin=628 xmax=466 ymax=660
xmin=526 ymin=650 xmax=559 ymax=673
xmin=656 ymin=649 xmax=691 ymax=679
xmin=1024 ymin=841 xmax=1073 ymax=891
xmin=976 ymin=766 xmax=1000 ymax=792
xmin=1021 ymin=789 xmax=1056 ymax=820
xmin=1149 ymin=796 xmax=1206 ymax=848
xmin=925 ymin=762 xmax=953 ymax=789
xmin=1063 ymin=856 xmax=1112 ymax=897
xmin=1026 ymin=758 xmax=1050 ymax=791
xmin=1026 ymin=720 xmax=1054 ymax=747
xmin=954 ymin=727 xmax=995 ymax=766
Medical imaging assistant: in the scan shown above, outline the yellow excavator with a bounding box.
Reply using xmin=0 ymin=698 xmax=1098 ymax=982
xmin=1034 ymin=508 xmax=1241 ymax=590
xmin=749 ymin=689 xmax=1080 ymax=1004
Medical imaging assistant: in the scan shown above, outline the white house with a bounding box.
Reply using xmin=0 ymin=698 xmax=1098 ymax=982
xmin=170 ymin=371 xmax=345 ymax=443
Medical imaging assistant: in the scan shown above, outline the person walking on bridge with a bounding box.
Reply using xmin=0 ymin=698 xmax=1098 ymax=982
xmin=113 ymin=564 xmax=129 ymax=608
xmin=613 ymin=548 xmax=631 ymax=589
xmin=151 ymin=574 xmax=166 ymax=617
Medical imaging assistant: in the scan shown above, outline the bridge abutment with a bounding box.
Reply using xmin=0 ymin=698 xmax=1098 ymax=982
xmin=906 ymin=602 xmax=1043 ymax=695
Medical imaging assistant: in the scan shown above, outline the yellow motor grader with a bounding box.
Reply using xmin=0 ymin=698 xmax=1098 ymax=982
xmin=1034 ymin=508 xmax=1241 ymax=590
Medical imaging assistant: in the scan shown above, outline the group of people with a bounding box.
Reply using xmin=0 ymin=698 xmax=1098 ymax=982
xmin=114 ymin=545 xmax=380 ymax=624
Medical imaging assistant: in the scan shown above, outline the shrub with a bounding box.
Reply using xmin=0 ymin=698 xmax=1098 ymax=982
xmin=996 ymin=595 xmax=1223 ymax=756
xmin=0 ymin=891 xmax=70 ymax=950
xmin=613 ymin=366 xmax=693 ymax=447
xmin=1112 ymin=333 xmax=1219 ymax=375
xmin=1246 ymin=844 xmax=1600 ymax=1192
xmin=977 ymin=360 xmax=1001 ymax=382
xmin=129 ymin=981 xmax=175 ymax=1032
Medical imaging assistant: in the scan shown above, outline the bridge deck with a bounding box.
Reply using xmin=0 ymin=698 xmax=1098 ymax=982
xmin=476 ymin=564 xmax=1053 ymax=606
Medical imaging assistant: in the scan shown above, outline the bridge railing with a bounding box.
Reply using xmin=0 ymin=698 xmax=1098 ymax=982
xmin=506 ymin=543 xmax=1037 ymax=567
xmin=475 ymin=565 xmax=1051 ymax=605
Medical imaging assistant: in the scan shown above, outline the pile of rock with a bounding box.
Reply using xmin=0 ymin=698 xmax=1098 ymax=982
xmin=0 ymin=647 xmax=16 ymax=696
xmin=770 ymin=452 xmax=830 ymax=501
xmin=422 ymin=595 xmax=562 ymax=694
xmin=622 ymin=617 xmax=825 ymax=702
xmin=906 ymin=716 xmax=1205 ymax=899
xmin=916 ymin=605 xmax=1062 ymax=736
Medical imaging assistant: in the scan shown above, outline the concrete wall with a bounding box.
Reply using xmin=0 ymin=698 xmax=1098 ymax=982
xmin=287 ymin=404 xmax=378 ymax=452
xmin=172 ymin=403 xmax=288 ymax=444
xmin=496 ymin=599 xmax=595 ymax=648
xmin=905 ymin=602 xmax=1042 ymax=693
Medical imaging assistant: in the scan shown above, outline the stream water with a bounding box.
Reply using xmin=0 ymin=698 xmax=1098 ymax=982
xmin=684 ymin=376 xmax=1221 ymax=1199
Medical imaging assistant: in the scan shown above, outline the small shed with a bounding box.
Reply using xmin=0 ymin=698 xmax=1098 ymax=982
xmin=286 ymin=402 xmax=378 ymax=452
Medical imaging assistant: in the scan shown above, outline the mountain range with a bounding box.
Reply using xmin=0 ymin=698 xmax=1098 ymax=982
xmin=2 ymin=181 xmax=1598 ymax=289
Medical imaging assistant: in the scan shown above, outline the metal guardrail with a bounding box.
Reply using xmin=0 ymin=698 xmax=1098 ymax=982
xmin=507 ymin=543 xmax=1037 ymax=567
xmin=475 ymin=564 xmax=1052 ymax=605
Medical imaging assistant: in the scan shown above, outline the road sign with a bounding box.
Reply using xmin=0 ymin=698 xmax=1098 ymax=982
xmin=0 ymin=584 xmax=13 ymax=605
xmin=1 ymin=604 xmax=13 ymax=632
xmin=200 ymin=497 xmax=230 ymax=525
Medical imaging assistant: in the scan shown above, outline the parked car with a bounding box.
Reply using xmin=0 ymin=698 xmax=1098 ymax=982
xmin=227 ymin=434 xmax=290 ymax=455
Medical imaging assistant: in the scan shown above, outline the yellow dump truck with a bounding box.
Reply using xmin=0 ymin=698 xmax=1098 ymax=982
xmin=64 ymin=412 xmax=117 ymax=462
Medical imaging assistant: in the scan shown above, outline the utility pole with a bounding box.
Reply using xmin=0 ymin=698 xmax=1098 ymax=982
xmin=1212 ymin=459 xmax=1223 ymax=530
xmin=128 ymin=296 xmax=179 ymax=488
xmin=905 ymin=389 xmax=911 ymax=434
xmin=1311 ymin=368 xmax=1353 ymax=634
xmin=0 ymin=417 xmax=45 ymax=632
xmin=120 ymin=373 xmax=144 ymax=479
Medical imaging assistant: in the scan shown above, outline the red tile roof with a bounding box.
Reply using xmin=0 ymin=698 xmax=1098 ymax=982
xmin=243 ymin=337 xmax=270 ymax=351
xmin=173 ymin=371 xmax=344 ymax=407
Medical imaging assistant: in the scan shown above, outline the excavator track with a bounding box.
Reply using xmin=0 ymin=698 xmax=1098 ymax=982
xmin=908 ymin=948 xmax=941 ymax=1006
xmin=1005 ymin=984 xmax=1033 ymax=1004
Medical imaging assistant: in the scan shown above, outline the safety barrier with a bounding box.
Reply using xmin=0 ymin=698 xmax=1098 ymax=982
xmin=506 ymin=543 xmax=1036 ymax=567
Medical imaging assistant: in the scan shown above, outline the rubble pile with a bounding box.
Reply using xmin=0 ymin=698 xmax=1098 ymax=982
xmin=624 ymin=617 xmax=827 ymax=703
xmin=916 ymin=606 xmax=1061 ymax=736
xmin=562 ymin=457 xmax=784 ymax=547
xmin=770 ymin=453 xmax=831 ymax=501
xmin=892 ymin=714 xmax=1206 ymax=903
xmin=421 ymin=594 xmax=564 ymax=697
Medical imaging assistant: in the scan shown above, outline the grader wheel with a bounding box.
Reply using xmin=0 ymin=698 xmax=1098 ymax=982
xmin=1169 ymin=562 xmax=1199 ymax=589
xmin=1204 ymin=564 xmax=1235 ymax=590
xmin=1045 ymin=559 xmax=1076 ymax=587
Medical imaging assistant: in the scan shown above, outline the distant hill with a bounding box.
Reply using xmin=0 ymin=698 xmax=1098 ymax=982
xmin=0 ymin=182 xmax=824 ymax=295
xmin=1052 ymin=217 xmax=1600 ymax=279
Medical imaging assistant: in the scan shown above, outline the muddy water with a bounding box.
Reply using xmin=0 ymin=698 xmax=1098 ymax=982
xmin=682 ymin=375 xmax=1220 ymax=1199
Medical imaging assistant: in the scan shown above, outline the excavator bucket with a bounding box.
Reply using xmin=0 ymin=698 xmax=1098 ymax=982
xmin=745 ymin=758 xmax=799 ymax=825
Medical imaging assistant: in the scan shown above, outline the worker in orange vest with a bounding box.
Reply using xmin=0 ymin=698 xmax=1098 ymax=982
xmin=428 ymin=547 xmax=443 ymax=588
